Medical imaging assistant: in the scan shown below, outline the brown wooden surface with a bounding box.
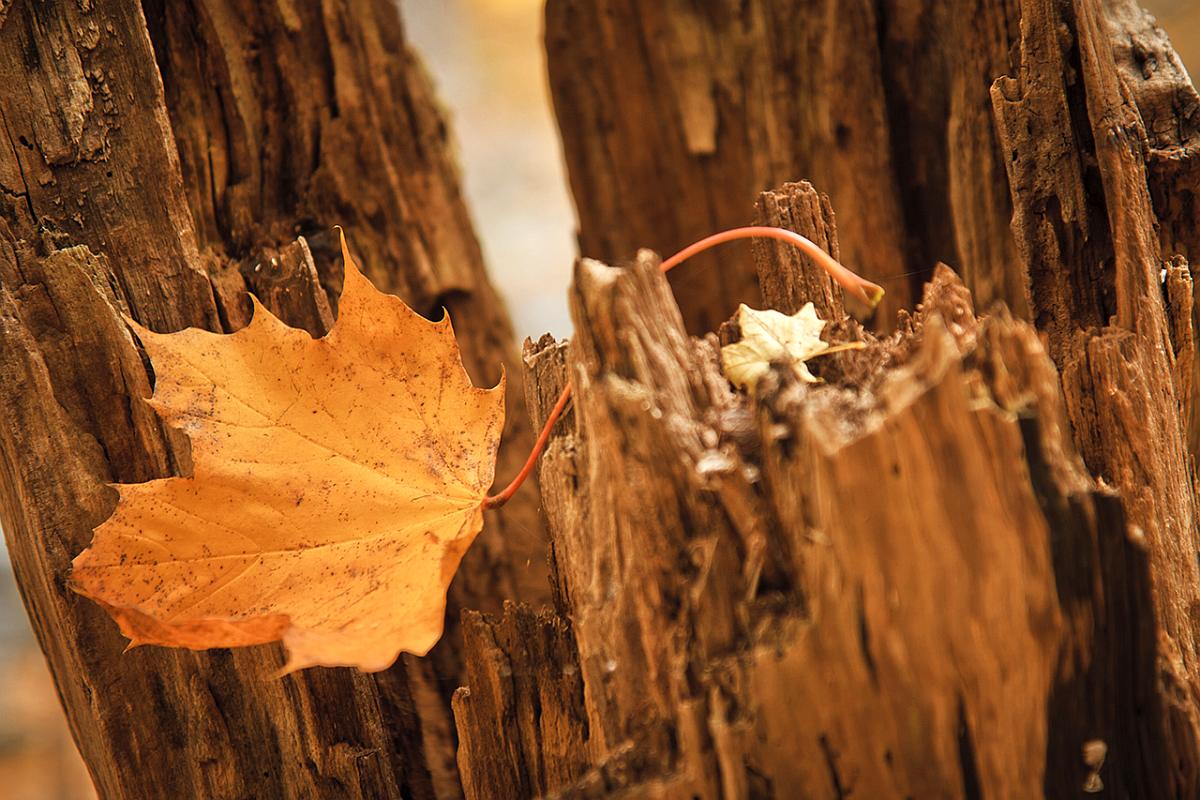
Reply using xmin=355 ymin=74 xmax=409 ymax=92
xmin=2 ymin=0 xmax=1200 ymax=797
xmin=549 ymin=1 xmax=1187 ymax=330
xmin=457 ymin=245 xmax=1158 ymax=798
xmin=0 ymin=1 xmax=545 ymax=797
xmin=752 ymin=182 xmax=845 ymax=321
xmin=454 ymin=1 xmax=1200 ymax=797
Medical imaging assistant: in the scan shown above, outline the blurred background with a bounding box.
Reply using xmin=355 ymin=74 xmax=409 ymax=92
xmin=0 ymin=0 xmax=1194 ymax=796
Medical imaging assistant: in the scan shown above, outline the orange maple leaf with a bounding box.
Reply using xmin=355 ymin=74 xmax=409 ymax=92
xmin=70 ymin=232 xmax=505 ymax=673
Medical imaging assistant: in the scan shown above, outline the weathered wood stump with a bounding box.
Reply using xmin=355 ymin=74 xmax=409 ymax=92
xmin=1 ymin=0 xmax=1199 ymax=797
xmin=0 ymin=1 xmax=545 ymax=796
xmin=452 ymin=0 xmax=1200 ymax=796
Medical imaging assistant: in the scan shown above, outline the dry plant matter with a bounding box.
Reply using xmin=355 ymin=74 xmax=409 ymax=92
xmin=69 ymin=225 xmax=870 ymax=674
xmin=71 ymin=235 xmax=506 ymax=673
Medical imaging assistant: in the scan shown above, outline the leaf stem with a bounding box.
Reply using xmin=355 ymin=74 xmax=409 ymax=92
xmin=482 ymin=226 xmax=882 ymax=509
xmin=483 ymin=383 xmax=572 ymax=510
xmin=659 ymin=226 xmax=884 ymax=306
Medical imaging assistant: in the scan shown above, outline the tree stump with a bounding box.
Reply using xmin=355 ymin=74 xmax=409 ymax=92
xmin=2 ymin=0 xmax=1200 ymax=798
xmin=0 ymin=1 xmax=544 ymax=797
xmin=452 ymin=0 xmax=1200 ymax=797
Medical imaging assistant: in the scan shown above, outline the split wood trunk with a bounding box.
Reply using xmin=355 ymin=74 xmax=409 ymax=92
xmin=0 ymin=1 xmax=547 ymax=797
xmin=0 ymin=0 xmax=1198 ymax=799
xmin=454 ymin=0 xmax=1200 ymax=797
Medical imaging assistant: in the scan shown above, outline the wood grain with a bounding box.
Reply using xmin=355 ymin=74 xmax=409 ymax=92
xmin=456 ymin=245 xmax=1170 ymax=796
xmin=0 ymin=1 xmax=545 ymax=796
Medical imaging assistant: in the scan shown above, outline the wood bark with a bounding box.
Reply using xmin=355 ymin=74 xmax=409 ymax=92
xmin=3 ymin=0 xmax=1200 ymax=798
xmin=0 ymin=1 xmax=545 ymax=797
xmin=452 ymin=188 xmax=1177 ymax=800
xmin=544 ymin=0 xmax=1038 ymax=328
xmin=453 ymin=1 xmax=1200 ymax=797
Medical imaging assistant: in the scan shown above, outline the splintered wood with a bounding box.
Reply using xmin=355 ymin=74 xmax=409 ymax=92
xmin=455 ymin=179 xmax=1194 ymax=798
xmin=0 ymin=1 xmax=543 ymax=797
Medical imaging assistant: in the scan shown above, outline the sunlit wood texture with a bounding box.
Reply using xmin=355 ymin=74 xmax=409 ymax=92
xmin=457 ymin=2 xmax=1200 ymax=796
xmin=544 ymin=0 xmax=1031 ymax=330
xmin=0 ymin=1 xmax=544 ymax=796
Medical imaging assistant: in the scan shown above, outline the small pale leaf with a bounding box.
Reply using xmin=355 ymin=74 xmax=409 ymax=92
xmin=721 ymin=303 xmax=829 ymax=390
xmin=70 ymin=232 xmax=504 ymax=673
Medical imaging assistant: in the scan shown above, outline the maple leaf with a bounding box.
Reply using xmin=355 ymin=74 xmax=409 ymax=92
xmin=70 ymin=232 xmax=505 ymax=673
xmin=721 ymin=303 xmax=833 ymax=390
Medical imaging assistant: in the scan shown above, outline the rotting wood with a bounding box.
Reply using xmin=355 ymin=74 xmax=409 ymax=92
xmin=455 ymin=240 xmax=1175 ymax=796
xmin=452 ymin=603 xmax=589 ymax=800
xmin=545 ymin=0 xmax=915 ymax=328
xmin=992 ymin=5 xmax=1200 ymax=792
xmin=483 ymin=3 xmax=1198 ymax=794
xmin=2 ymin=0 xmax=1200 ymax=797
xmin=0 ymin=1 xmax=544 ymax=797
xmin=751 ymin=181 xmax=845 ymax=322
xmin=544 ymin=0 xmax=1025 ymax=328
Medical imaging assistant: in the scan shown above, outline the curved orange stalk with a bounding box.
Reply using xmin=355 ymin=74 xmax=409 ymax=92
xmin=659 ymin=226 xmax=884 ymax=306
xmin=483 ymin=381 xmax=573 ymax=510
xmin=483 ymin=226 xmax=881 ymax=509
